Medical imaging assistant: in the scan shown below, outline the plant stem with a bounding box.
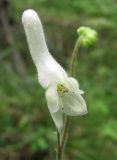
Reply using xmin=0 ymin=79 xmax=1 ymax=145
xmin=56 ymin=116 xmax=69 ymax=160
xmin=56 ymin=37 xmax=81 ymax=160
xmin=56 ymin=130 xmax=61 ymax=160
xmin=70 ymin=37 xmax=81 ymax=76
xmin=60 ymin=115 xmax=69 ymax=155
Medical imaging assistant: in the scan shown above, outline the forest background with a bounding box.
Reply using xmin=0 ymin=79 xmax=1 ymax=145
xmin=0 ymin=0 xmax=116 ymax=159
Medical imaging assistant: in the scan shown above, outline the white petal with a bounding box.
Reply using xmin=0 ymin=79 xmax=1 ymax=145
xmin=22 ymin=9 xmax=48 ymax=65
xmin=78 ymin=89 xmax=84 ymax=94
xmin=37 ymin=53 xmax=68 ymax=88
xmin=67 ymin=77 xmax=84 ymax=94
xmin=61 ymin=92 xmax=87 ymax=116
xmin=67 ymin=77 xmax=79 ymax=90
xmin=22 ymin=9 xmax=68 ymax=88
xmin=45 ymin=84 xmax=60 ymax=113
xmin=49 ymin=109 xmax=63 ymax=133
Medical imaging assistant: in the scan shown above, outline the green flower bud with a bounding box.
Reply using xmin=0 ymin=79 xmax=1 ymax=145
xmin=77 ymin=26 xmax=97 ymax=47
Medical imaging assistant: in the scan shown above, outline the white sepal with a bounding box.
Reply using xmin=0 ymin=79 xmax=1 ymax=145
xmin=22 ymin=9 xmax=48 ymax=66
xmin=45 ymin=84 xmax=60 ymax=113
xmin=49 ymin=109 xmax=63 ymax=133
xmin=22 ymin=9 xmax=68 ymax=89
xmin=67 ymin=77 xmax=79 ymax=91
xmin=61 ymin=92 xmax=87 ymax=116
xmin=67 ymin=77 xmax=84 ymax=94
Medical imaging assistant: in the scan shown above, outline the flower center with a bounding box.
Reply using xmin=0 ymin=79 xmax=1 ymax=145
xmin=57 ymin=83 xmax=69 ymax=96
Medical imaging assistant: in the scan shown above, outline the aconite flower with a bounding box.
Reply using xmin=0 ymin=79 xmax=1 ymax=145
xmin=22 ymin=9 xmax=87 ymax=132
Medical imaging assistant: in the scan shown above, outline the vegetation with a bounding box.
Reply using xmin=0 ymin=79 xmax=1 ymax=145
xmin=0 ymin=0 xmax=116 ymax=159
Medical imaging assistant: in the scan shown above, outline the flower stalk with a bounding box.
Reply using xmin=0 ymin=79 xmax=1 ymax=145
xmin=56 ymin=130 xmax=61 ymax=160
xmin=70 ymin=37 xmax=82 ymax=76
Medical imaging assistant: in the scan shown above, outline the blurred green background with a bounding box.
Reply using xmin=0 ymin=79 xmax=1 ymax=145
xmin=0 ymin=0 xmax=117 ymax=159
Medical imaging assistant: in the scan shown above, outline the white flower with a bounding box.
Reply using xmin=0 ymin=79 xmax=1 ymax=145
xmin=22 ymin=9 xmax=87 ymax=132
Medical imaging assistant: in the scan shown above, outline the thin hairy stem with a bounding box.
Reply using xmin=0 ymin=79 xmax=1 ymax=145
xmin=70 ymin=37 xmax=81 ymax=76
xmin=56 ymin=130 xmax=61 ymax=160
xmin=56 ymin=116 xmax=69 ymax=160
xmin=60 ymin=116 xmax=69 ymax=152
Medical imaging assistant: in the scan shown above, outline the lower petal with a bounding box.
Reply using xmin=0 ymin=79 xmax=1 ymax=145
xmin=45 ymin=84 xmax=60 ymax=113
xmin=61 ymin=92 xmax=87 ymax=116
xmin=49 ymin=109 xmax=63 ymax=133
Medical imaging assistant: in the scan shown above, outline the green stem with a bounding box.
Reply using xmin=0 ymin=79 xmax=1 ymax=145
xmin=70 ymin=37 xmax=81 ymax=76
xmin=56 ymin=37 xmax=81 ymax=160
xmin=56 ymin=116 xmax=69 ymax=160
xmin=60 ymin=115 xmax=69 ymax=154
xmin=56 ymin=130 xmax=61 ymax=160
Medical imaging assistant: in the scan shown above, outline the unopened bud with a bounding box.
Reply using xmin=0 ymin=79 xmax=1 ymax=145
xmin=77 ymin=26 xmax=97 ymax=47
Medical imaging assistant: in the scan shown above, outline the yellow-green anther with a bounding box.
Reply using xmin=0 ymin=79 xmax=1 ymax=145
xmin=57 ymin=84 xmax=69 ymax=96
xmin=77 ymin=26 xmax=97 ymax=47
